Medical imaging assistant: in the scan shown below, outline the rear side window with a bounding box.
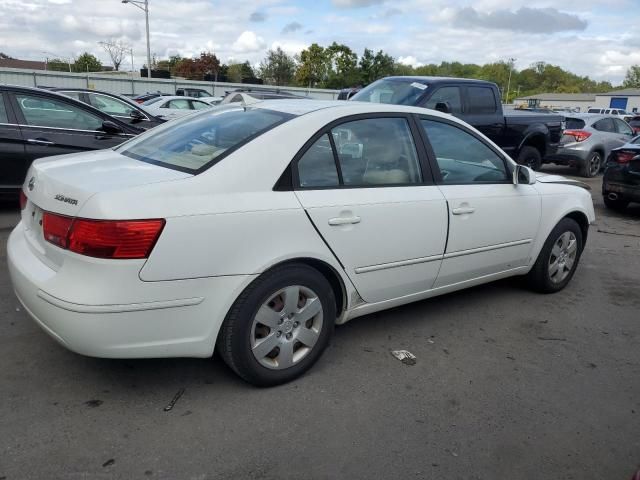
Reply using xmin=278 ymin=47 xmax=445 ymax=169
xmin=167 ymin=99 xmax=190 ymax=109
xmin=593 ymin=118 xmax=615 ymax=133
xmin=15 ymin=94 xmax=103 ymax=130
xmin=0 ymin=94 xmax=8 ymax=123
xmin=298 ymin=134 xmax=339 ymax=188
xmin=88 ymin=93 xmax=135 ymax=117
xmin=565 ymin=118 xmax=585 ymax=129
xmin=424 ymin=87 xmax=462 ymax=114
xmin=119 ymin=107 xmax=292 ymax=173
xmin=60 ymin=91 xmax=82 ymax=101
xmin=467 ymin=86 xmax=497 ymax=114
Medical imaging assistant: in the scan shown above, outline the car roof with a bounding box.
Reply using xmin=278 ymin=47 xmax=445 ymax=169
xmin=380 ymin=75 xmax=496 ymax=86
xmin=150 ymin=95 xmax=207 ymax=102
xmin=566 ymin=113 xmax=613 ymax=121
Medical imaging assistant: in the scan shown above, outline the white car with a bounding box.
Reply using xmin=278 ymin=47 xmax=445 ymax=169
xmin=8 ymin=101 xmax=595 ymax=386
xmin=141 ymin=95 xmax=212 ymax=120
xmin=199 ymin=96 xmax=223 ymax=106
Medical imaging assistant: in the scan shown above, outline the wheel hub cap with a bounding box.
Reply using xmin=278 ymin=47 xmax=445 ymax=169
xmin=548 ymin=231 xmax=578 ymax=284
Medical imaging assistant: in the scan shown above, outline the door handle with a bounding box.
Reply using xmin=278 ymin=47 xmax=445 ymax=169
xmin=452 ymin=206 xmax=475 ymax=215
xmin=27 ymin=138 xmax=55 ymax=146
xmin=328 ymin=216 xmax=361 ymax=226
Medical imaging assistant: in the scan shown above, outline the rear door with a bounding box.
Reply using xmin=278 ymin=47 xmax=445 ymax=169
xmin=417 ymin=115 xmax=541 ymax=287
xmin=10 ymin=91 xmax=134 ymax=165
xmin=613 ymin=118 xmax=634 ymax=145
xmin=0 ymin=91 xmax=27 ymax=188
xmin=293 ymin=114 xmax=448 ymax=303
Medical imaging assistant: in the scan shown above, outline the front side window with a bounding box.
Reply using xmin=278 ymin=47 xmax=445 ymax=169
xmin=191 ymin=100 xmax=210 ymax=110
xmin=119 ymin=107 xmax=292 ymax=173
xmin=424 ymin=87 xmax=462 ymax=114
xmin=60 ymin=91 xmax=82 ymax=101
xmin=167 ymin=99 xmax=190 ymax=110
xmin=421 ymin=119 xmax=508 ymax=184
xmin=89 ymin=93 xmax=135 ymax=117
xmin=613 ymin=118 xmax=633 ymax=135
xmin=467 ymin=86 xmax=497 ymax=114
xmin=295 ymin=117 xmax=422 ymax=188
xmin=16 ymin=94 xmax=103 ymax=131
xmin=297 ymin=134 xmax=339 ymax=188
xmin=0 ymin=95 xmax=8 ymax=123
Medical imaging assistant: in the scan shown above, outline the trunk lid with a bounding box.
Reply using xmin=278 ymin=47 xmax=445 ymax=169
xmin=21 ymin=149 xmax=191 ymax=269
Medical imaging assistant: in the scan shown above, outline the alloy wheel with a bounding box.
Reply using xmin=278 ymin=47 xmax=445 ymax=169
xmin=548 ymin=231 xmax=578 ymax=284
xmin=589 ymin=153 xmax=601 ymax=177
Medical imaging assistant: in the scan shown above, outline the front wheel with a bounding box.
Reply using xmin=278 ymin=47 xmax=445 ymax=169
xmin=527 ymin=218 xmax=583 ymax=293
xmin=517 ymin=146 xmax=542 ymax=171
xmin=217 ymin=264 xmax=335 ymax=387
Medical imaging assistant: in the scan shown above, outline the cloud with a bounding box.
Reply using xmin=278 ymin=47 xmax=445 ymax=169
xmin=282 ymin=21 xmax=303 ymax=34
xmin=384 ymin=8 xmax=401 ymax=18
xmin=332 ymin=0 xmax=385 ymax=7
xmin=398 ymin=55 xmax=422 ymax=67
xmin=452 ymin=7 xmax=588 ymax=34
xmin=231 ymin=31 xmax=266 ymax=53
xmin=249 ymin=11 xmax=266 ymax=22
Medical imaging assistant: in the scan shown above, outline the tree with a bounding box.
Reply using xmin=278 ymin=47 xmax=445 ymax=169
xmin=173 ymin=52 xmax=220 ymax=80
xmin=359 ymin=48 xmax=395 ymax=85
xmin=99 ymin=40 xmax=130 ymax=71
xmin=623 ymin=65 xmax=640 ymax=89
xmin=0 ymin=52 xmax=14 ymax=59
xmin=259 ymin=47 xmax=296 ymax=85
xmin=227 ymin=63 xmax=244 ymax=83
xmin=325 ymin=42 xmax=359 ymax=88
xmin=296 ymin=43 xmax=328 ymax=87
xmin=47 ymin=58 xmax=71 ymax=72
xmin=72 ymin=52 xmax=102 ymax=72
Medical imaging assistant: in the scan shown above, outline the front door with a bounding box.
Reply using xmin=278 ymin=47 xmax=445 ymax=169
xmin=0 ymin=91 xmax=27 ymax=188
xmin=418 ymin=116 xmax=541 ymax=288
xmin=293 ymin=116 xmax=448 ymax=303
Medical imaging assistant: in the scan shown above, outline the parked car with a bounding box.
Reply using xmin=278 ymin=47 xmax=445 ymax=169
xmin=626 ymin=115 xmax=640 ymax=135
xmin=220 ymin=88 xmax=308 ymax=105
xmin=587 ymin=108 xmax=629 ymax=117
xmin=351 ymin=76 xmax=564 ymax=170
xmin=545 ymin=114 xmax=634 ymax=177
xmin=132 ymin=92 xmax=171 ymax=104
xmin=337 ymin=87 xmax=361 ymax=100
xmin=0 ymin=84 xmax=141 ymax=195
xmin=141 ymin=95 xmax=212 ymax=120
xmin=50 ymin=88 xmax=166 ymax=129
xmin=9 ymin=100 xmax=595 ymax=386
xmin=175 ymin=88 xmax=211 ymax=98
xmin=602 ymin=136 xmax=640 ymax=210
xmin=199 ymin=96 xmax=224 ymax=106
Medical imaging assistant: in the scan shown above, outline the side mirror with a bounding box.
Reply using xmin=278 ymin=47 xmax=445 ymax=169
xmin=129 ymin=110 xmax=145 ymax=122
xmin=435 ymin=102 xmax=451 ymax=114
xmin=100 ymin=120 xmax=124 ymax=135
xmin=513 ymin=165 xmax=536 ymax=185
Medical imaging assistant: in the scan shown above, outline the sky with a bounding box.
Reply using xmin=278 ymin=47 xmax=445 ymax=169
xmin=0 ymin=0 xmax=639 ymax=85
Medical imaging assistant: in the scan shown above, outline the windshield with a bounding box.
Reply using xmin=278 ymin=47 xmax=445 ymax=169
xmin=351 ymin=78 xmax=428 ymax=105
xmin=118 ymin=107 xmax=293 ymax=173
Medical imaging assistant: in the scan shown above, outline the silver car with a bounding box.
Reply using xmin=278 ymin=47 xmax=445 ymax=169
xmin=545 ymin=114 xmax=634 ymax=177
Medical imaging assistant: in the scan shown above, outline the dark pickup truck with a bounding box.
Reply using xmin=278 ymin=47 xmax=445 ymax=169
xmin=351 ymin=76 xmax=565 ymax=170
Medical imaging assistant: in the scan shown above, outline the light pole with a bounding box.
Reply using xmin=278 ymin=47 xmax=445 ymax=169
xmin=505 ymin=57 xmax=516 ymax=104
xmin=122 ymin=0 xmax=151 ymax=79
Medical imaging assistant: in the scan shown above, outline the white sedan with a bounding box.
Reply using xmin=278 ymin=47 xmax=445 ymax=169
xmin=141 ymin=95 xmax=212 ymax=120
xmin=8 ymin=101 xmax=595 ymax=386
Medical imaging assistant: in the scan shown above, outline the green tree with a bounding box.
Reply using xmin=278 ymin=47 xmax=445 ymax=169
xmin=325 ymin=42 xmax=359 ymax=88
xmin=296 ymin=43 xmax=328 ymax=87
xmin=72 ymin=52 xmax=102 ymax=73
xmin=623 ymin=65 xmax=640 ymax=88
xmin=227 ymin=63 xmax=244 ymax=83
xmin=359 ymin=48 xmax=396 ymax=85
xmin=259 ymin=47 xmax=296 ymax=85
xmin=47 ymin=58 xmax=71 ymax=72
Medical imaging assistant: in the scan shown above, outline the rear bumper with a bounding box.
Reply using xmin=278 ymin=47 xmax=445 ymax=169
xmin=8 ymin=221 xmax=255 ymax=358
xmin=544 ymin=151 xmax=589 ymax=166
xmin=603 ymin=181 xmax=640 ymax=201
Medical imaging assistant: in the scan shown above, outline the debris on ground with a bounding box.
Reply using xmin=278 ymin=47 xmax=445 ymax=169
xmin=537 ymin=337 xmax=567 ymax=341
xmin=164 ymin=388 xmax=185 ymax=412
xmin=84 ymin=399 xmax=103 ymax=408
xmin=102 ymin=459 xmax=115 ymax=468
xmin=391 ymin=350 xmax=416 ymax=366
xmin=597 ymin=228 xmax=640 ymax=238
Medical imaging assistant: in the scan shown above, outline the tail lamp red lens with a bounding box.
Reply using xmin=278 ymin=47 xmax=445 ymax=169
xmin=19 ymin=190 xmax=28 ymax=210
xmin=614 ymin=150 xmax=637 ymax=164
xmin=563 ymin=130 xmax=591 ymax=142
xmin=42 ymin=212 xmax=165 ymax=259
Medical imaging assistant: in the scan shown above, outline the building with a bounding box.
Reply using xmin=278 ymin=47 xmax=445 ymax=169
xmin=0 ymin=58 xmax=47 ymax=70
xmin=513 ymin=93 xmax=596 ymax=112
xmin=592 ymin=89 xmax=640 ymax=113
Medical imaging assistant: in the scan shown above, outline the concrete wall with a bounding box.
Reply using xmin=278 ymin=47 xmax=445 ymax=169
xmin=593 ymin=95 xmax=640 ymax=113
xmin=0 ymin=67 xmax=340 ymax=100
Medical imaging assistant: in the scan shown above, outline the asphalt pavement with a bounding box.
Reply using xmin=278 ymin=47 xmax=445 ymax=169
xmin=0 ymin=166 xmax=638 ymax=480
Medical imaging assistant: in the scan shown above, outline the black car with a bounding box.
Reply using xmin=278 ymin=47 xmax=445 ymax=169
xmin=603 ymin=139 xmax=640 ymax=211
xmin=50 ymin=88 xmax=166 ymax=129
xmin=0 ymin=85 xmax=142 ymax=194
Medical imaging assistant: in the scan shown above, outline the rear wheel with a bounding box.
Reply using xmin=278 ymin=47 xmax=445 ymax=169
xmin=217 ymin=264 xmax=335 ymax=387
xmin=527 ymin=218 xmax=583 ymax=293
xmin=603 ymin=195 xmax=629 ymax=211
xmin=579 ymin=151 xmax=601 ymax=177
xmin=517 ymin=146 xmax=542 ymax=171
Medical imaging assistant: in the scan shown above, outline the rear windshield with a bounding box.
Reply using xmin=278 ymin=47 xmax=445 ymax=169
xmin=351 ymin=78 xmax=428 ymax=105
xmin=118 ymin=107 xmax=293 ymax=173
xmin=565 ymin=118 xmax=585 ymax=129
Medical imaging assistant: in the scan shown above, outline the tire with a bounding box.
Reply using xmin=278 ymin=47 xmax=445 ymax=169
xmin=217 ymin=263 xmax=336 ymax=387
xmin=579 ymin=151 xmax=602 ymax=178
xmin=517 ymin=146 xmax=542 ymax=171
xmin=527 ymin=218 xmax=583 ymax=293
xmin=603 ymin=195 xmax=629 ymax=211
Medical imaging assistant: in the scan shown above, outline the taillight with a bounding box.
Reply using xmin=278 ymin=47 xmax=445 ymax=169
xmin=42 ymin=212 xmax=73 ymax=248
xmin=42 ymin=212 xmax=164 ymax=259
xmin=19 ymin=190 xmax=28 ymax=210
xmin=613 ymin=150 xmax=638 ymax=164
xmin=563 ymin=129 xmax=591 ymax=142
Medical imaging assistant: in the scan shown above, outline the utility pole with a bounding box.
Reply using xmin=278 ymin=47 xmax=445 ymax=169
xmin=122 ymin=0 xmax=151 ymax=78
xmin=506 ymin=57 xmax=516 ymax=104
